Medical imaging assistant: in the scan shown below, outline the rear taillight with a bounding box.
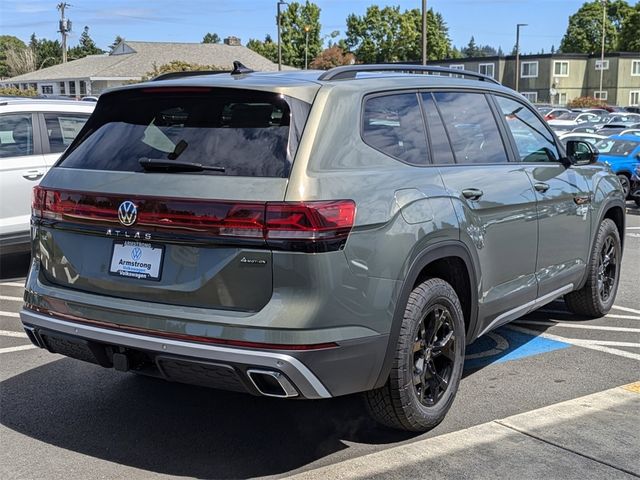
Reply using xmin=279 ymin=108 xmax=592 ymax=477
xmin=31 ymin=187 xmax=356 ymax=252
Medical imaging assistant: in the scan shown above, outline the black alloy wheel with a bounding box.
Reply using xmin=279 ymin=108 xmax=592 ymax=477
xmin=413 ymin=305 xmax=456 ymax=406
xmin=597 ymin=234 xmax=618 ymax=304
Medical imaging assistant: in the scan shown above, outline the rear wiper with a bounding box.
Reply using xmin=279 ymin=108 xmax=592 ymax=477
xmin=139 ymin=158 xmax=226 ymax=173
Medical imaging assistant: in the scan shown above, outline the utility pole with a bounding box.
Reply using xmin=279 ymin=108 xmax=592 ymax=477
xmin=598 ymin=0 xmax=607 ymax=99
xmin=57 ymin=2 xmax=71 ymax=63
xmin=515 ymin=23 xmax=527 ymax=92
xmin=422 ymin=0 xmax=427 ymax=65
xmin=304 ymin=25 xmax=310 ymax=69
xmin=277 ymin=1 xmax=288 ymax=71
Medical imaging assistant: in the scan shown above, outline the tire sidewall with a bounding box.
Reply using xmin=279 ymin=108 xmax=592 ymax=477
xmin=590 ymin=219 xmax=622 ymax=313
xmin=400 ymin=281 xmax=466 ymax=427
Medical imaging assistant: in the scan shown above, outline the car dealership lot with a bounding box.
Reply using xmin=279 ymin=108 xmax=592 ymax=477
xmin=1 ymin=206 xmax=639 ymax=480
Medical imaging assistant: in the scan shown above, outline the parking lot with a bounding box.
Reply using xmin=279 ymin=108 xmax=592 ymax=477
xmin=1 ymin=204 xmax=639 ymax=479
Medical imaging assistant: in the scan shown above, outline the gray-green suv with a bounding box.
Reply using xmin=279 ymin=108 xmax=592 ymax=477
xmin=20 ymin=64 xmax=625 ymax=432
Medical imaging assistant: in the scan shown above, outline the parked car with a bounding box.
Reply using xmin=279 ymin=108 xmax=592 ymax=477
xmin=19 ymin=64 xmax=625 ymax=432
xmin=631 ymin=164 xmax=640 ymax=207
xmin=618 ymin=129 xmax=640 ymax=138
xmin=548 ymin=112 xmax=605 ymax=133
xmin=596 ymin=122 xmax=640 ymax=137
xmin=558 ymin=132 xmax=608 ymax=148
xmin=0 ymin=99 xmax=95 ymax=255
xmin=538 ymin=107 xmax=570 ymax=121
xmin=593 ymin=135 xmax=640 ymax=198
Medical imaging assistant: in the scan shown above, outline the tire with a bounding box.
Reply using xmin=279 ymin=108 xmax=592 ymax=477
xmin=617 ymin=174 xmax=630 ymax=198
xmin=365 ymin=278 xmax=465 ymax=432
xmin=564 ymin=218 xmax=621 ymax=317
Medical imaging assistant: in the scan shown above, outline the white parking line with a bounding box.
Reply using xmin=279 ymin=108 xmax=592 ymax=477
xmin=0 ymin=295 xmax=22 ymax=302
xmin=0 ymin=282 xmax=25 ymax=288
xmin=515 ymin=320 xmax=640 ymax=333
xmin=626 ymin=226 xmax=640 ymax=230
xmin=0 ymin=345 xmax=36 ymax=354
xmin=0 ymin=311 xmax=19 ymax=318
xmin=0 ymin=329 xmax=27 ymax=338
xmin=612 ymin=305 xmax=640 ymax=315
xmin=507 ymin=325 xmax=640 ymax=361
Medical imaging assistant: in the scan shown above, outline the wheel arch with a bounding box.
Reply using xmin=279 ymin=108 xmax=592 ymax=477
xmin=373 ymin=241 xmax=479 ymax=389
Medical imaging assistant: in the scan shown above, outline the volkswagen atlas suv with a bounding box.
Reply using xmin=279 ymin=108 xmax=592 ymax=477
xmin=20 ymin=64 xmax=625 ymax=432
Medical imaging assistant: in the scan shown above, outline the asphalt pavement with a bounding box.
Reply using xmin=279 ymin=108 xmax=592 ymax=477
xmin=0 ymin=203 xmax=639 ymax=479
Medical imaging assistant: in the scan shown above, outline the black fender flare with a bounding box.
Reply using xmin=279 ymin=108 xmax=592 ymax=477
xmin=373 ymin=240 xmax=479 ymax=389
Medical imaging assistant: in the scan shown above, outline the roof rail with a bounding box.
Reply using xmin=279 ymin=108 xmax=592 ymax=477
xmin=318 ymin=64 xmax=501 ymax=84
xmin=151 ymin=70 xmax=230 ymax=81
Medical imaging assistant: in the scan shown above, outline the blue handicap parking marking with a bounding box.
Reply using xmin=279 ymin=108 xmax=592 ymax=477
xmin=464 ymin=326 xmax=571 ymax=370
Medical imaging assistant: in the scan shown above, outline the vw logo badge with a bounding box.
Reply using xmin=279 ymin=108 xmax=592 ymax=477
xmin=131 ymin=247 xmax=143 ymax=261
xmin=118 ymin=201 xmax=138 ymax=227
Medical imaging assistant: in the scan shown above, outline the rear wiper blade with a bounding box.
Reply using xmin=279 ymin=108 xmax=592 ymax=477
xmin=139 ymin=158 xmax=226 ymax=173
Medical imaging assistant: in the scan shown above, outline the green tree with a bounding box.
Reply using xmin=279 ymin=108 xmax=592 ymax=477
xmin=463 ymin=36 xmax=479 ymax=57
xmin=559 ymin=0 xmax=634 ymax=53
xmin=345 ymin=6 xmax=451 ymax=63
xmin=246 ymin=35 xmax=278 ymax=63
xmin=29 ymin=34 xmax=62 ymax=69
xmin=109 ymin=35 xmax=124 ymax=52
xmin=618 ymin=3 xmax=640 ymax=51
xmin=202 ymin=32 xmax=221 ymax=44
xmin=279 ymin=1 xmax=322 ymax=68
xmin=68 ymin=26 xmax=104 ymax=60
xmin=0 ymin=35 xmax=27 ymax=77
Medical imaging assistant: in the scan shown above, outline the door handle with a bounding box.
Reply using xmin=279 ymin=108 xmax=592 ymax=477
xmin=22 ymin=170 xmax=45 ymax=180
xmin=462 ymin=188 xmax=484 ymax=201
xmin=534 ymin=182 xmax=550 ymax=193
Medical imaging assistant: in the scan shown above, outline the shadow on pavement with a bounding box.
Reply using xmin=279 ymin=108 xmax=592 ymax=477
xmin=0 ymin=252 xmax=30 ymax=280
xmin=0 ymin=358 xmax=416 ymax=478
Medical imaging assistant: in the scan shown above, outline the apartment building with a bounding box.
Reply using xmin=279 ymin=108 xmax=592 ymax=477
xmin=435 ymin=52 xmax=640 ymax=106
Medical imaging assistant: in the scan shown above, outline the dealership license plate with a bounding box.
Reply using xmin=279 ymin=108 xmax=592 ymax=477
xmin=109 ymin=241 xmax=164 ymax=281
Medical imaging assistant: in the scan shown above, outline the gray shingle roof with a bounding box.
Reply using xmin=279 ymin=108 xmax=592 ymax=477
xmin=6 ymin=41 xmax=289 ymax=82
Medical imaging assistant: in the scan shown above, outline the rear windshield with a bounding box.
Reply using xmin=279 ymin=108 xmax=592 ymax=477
xmin=58 ymin=88 xmax=311 ymax=177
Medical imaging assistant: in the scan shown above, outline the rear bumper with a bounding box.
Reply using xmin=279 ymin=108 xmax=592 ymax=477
xmin=20 ymin=308 xmax=388 ymax=399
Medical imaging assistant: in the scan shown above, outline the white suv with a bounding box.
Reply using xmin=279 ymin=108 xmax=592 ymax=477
xmin=0 ymin=99 xmax=94 ymax=254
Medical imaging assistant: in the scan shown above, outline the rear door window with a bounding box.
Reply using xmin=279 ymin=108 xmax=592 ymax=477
xmin=43 ymin=112 xmax=91 ymax=153
xmin=0 ymin=113 xmax=35 ymax=158
xmin=362 ymin=93 xmax=428 ymax=165
xmin=433 ymin=92 xmax=508 ymax=164
xmin=58 ymin=88 xmax=310 ymax=178
xmin=421 ymin=93 xmax=455 ymax=165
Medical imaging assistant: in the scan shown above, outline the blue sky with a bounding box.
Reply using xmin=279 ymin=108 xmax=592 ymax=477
xmin=1 ymin=0 xmax=588 ymax=54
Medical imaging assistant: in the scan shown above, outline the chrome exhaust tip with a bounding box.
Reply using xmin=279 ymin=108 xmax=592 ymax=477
xmin=247 ymin=369 xmax=299 ymax=398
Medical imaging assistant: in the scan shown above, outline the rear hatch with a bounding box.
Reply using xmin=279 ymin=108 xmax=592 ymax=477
xmin=33 ymin=84 xmax=314 ymax=312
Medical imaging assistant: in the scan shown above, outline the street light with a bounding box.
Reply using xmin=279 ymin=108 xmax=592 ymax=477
xmin=598 ymin=0 xmax=607 ymax=100
xmin=277 ymin=0 xmax=288 ymax=71
xmin=515 ymin=23 xmax=528 ymax=92
xmin=304 ymin=25 xmax=310 ymax=69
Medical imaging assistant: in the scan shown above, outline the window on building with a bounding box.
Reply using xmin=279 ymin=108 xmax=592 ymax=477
xmin=632 ymin=60 xmax=640 ymax=76
xmin=59 ymin=82 xmax=66 ymax=94
xmin=362 ymin=93 xmax=428 ymax=165
xmin=630 ymin=91 xmax=640 ymax=106
xmin=495 ymin=95 xmax=560 ymax=163
xmin=69 ymin=82 xmax=76 ymax=95
xmin=479 ymin=63 xmax=495 ymax=78
xmin=521 ymin=92 xmax=538 ymax=102
xmin=41 ymin=85 xmax=53 ymax=94
xmin=43 ymin=113 xmax=91 ymax=153
xmin=79 ymin=81 xmax=87 ymax=95
xmin=0 ymin=114 xmax=34 ymax=158
xmin=553 ymin=61 xmax=569 ymax=76
xmin=594 ymin=91 xmax=608 ymax=101
xmin=433 ymin=91 xmax=508 ymax=164
xmin=595 ymin=60 xmax=609 ymax=70
xmin=521 ymin=62 xmax=538 ymax=78
xmin=449 ymin=64 xmax=464 ymax=78
xmin=559 ymin=93 xmax=568 ymax=105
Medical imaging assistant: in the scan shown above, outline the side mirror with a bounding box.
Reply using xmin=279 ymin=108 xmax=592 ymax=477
xmin=566 ymin=140 xmax=598 ymax=165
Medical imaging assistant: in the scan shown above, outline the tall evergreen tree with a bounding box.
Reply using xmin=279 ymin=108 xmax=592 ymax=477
xmin=68 ymin=26 xmax=104 ymax=60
